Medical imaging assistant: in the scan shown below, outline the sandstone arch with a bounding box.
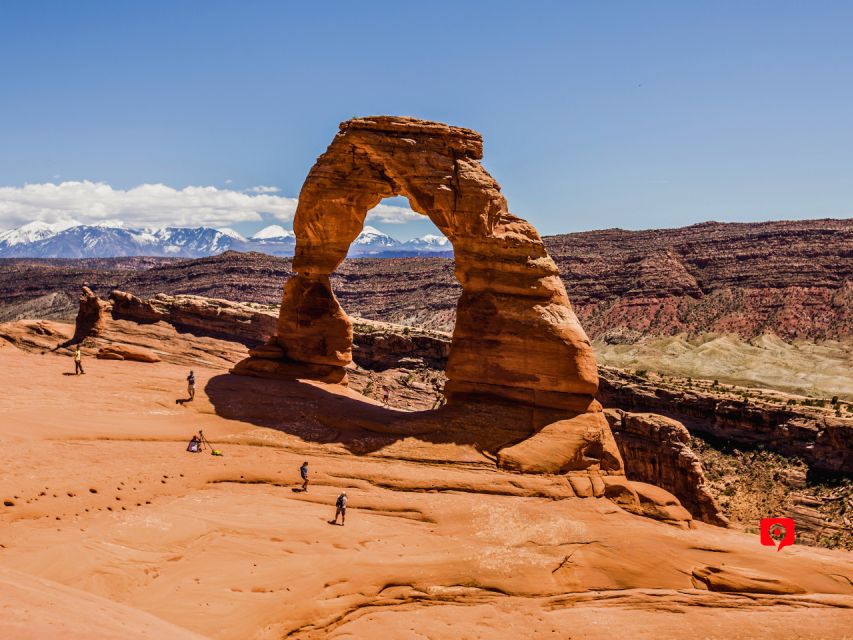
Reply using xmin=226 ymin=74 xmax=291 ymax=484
xmin=241 ymin=116 xmax=600 ymax=412
xmin=235 ymin=117 xmax=647 ymax=493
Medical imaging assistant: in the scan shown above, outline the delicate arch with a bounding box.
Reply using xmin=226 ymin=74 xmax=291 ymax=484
xmin=240 ymin=116 xmax=599 ymax=413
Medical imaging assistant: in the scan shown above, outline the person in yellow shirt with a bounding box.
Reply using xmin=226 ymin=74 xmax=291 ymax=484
xmin=73 ymin=345 xmax=85 ymax=375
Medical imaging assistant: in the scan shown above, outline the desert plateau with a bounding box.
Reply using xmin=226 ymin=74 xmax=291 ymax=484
xmin=1 ymin=115 xmax=852 ymax=640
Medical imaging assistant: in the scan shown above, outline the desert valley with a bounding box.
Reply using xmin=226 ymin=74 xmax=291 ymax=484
xmin=0 ymin=116 xmax=851 ymax=639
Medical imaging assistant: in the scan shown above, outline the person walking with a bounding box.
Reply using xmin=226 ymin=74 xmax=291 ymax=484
xmin=186 ymin=370 xmax=196 ymax=401
xmin=300 ymin=461 xmax=309 ymax=492
xmin=332 ymin=491 xmax=347 ymax=526
xmin=73 ymin=345 xmax=85 ymax=375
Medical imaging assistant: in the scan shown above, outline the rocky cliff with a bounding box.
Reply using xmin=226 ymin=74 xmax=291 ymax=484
xmin=547 ymin=219 xmax=853 ymax=342
xmin=598 ymin=366 xmax=853 ymax=474
xmin=605 ymin=409 xmax=729 ymax=526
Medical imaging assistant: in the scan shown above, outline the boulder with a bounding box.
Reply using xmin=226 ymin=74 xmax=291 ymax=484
xmin=96 ymin=344 xmax=160 ymax=363
xmin=496 ymin=410 xmax=623 ymax=474
xmin=692 ymin=564 xmax=806 ymax=595
xmin=628 ymin=481 xmax=694 ymax=527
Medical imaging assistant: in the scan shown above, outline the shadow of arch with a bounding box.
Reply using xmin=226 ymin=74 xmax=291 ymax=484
xmin=205 ymin=371 xmax=566 ymax=457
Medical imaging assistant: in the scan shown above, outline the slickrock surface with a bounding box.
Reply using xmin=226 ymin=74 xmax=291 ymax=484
xmin=6 ymin=312 xmax=849 ymax=549
xmin=70 ymin=288 xmax=694 ymax=523
xmin=36 ymin=288 xmax=850 ymax=523
xmin=3 ymin=292 xmax=717 ymax=528
xmin=2 ymin=332 xmax=852 ymax=639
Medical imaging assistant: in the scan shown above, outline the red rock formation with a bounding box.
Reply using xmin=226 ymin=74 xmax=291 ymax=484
xmin=232 ymin=116 xmax=652 ymax=512
xmin=238 ymin=116 xmax=599 ymax=415
xmin=52 ymin=285 xmax=697 ymax=523
xmin=73 ymin=286 xmax=109 ymax=342
xmin=109 ymin=290 xmax=277 ymax=345
xmin=95 ymin=344 xmax=160 ymax=363
xmin=548 ymin=220 xmax=853 ymax=342
xmin=598 ymin=367 xmax=853 ymax=474
xmin=605 ymin=409 xmax=729 ymax=526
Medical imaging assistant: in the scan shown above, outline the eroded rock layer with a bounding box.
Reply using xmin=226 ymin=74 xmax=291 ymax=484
xmin=605 ymin=409 xmax=728 ymax=526
xmin=110 ymin=291 xmax=277 ymax=345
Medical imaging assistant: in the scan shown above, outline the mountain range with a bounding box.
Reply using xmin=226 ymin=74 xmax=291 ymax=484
xmin=0 ymin=221 xmax=453 ymax=259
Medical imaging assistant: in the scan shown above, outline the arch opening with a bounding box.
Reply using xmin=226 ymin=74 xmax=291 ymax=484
xmin=339 ymin=199 xmax=456 ymax=330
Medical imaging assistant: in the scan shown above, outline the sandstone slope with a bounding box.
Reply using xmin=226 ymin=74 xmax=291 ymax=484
xmin=1 ymin=335 xmax=852 ymax=639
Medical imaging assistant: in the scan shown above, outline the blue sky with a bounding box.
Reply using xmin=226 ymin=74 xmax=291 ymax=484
xmin=1 ymin=1 xmax=851 ymax=239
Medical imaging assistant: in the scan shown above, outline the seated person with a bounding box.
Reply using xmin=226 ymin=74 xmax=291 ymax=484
xmin=186 ymin=435 xmax=201 ymax=453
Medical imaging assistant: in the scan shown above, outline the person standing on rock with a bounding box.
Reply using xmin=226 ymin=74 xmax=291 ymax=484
xmin=186 ymin=370 xmax=196 ymax=401
xmin=300 ymin=461 xmax=309 ymax=492
xmin=332 ymin=491 xmax=347 ymax=526
xmin=73 ymin=345 xmax=85 ymax=375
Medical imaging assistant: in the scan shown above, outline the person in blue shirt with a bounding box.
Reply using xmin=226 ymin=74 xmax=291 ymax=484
xmin=300 ymin=461 xmax=309 ymax=492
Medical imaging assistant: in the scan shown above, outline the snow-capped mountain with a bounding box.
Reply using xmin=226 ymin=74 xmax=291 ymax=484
xmin=0 ymin=224 xmax=246 ymax=258
xmin=0 ymin=220 xmax=79 ymax=247
xmin=403 ymin=234 xmax=451 ymax=250
xmin=247 ymin=225 xmax=297 ymax=257
xmin=348 ymin=225 xmax=401 ymax=255
xmin=0 ymin=222 xmax=452 ymax=259
xmin=216 ymin=227 xmax=246 ymax=241
xmin=252 ymin=224 xmax=295 ymax=240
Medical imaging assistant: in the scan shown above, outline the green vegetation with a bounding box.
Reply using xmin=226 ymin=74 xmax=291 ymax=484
xmin=693 ymin=436 xmax=852 ymax=551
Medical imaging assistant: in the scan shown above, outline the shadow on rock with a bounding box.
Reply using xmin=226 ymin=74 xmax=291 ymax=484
xmin=204 ymin=372 xmax=560 ymax=457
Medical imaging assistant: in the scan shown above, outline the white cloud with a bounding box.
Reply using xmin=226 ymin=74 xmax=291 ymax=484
xmin=366 ymin=202 xmax=422 ymax=224
xmin=0 ymin=181 xmax=299 ymax=230
xmin=0 ymin=180 xmax=423 ymax=231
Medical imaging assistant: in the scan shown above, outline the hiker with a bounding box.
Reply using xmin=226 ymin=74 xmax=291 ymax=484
xmin=300 ymin=461 xmax=309 ymax=492
xmin=186 ymin=434 xmax=201 ymax=453
xmin=73 ymin=345 xmax=85 ymax=375
xmin=332 ymin=491 xmax=347 ymax=526
xmin=186 ymin=370 xmax=196 ymax=401
xmin=383 ymin=389 xmax=390 ymax=406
